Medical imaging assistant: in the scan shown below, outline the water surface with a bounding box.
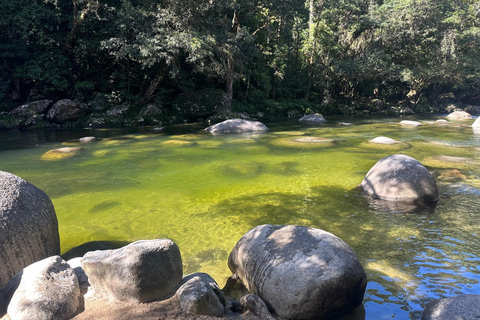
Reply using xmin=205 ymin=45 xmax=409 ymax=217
xmin=1 ymin=116 xmax=479 ymax=319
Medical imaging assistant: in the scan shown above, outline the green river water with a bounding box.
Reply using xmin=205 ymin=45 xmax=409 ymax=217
xmin=1 ymin=116 xmax=480 ymax=319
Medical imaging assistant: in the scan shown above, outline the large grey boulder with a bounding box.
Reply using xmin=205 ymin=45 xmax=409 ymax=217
xmin=205 ymin=119 xmax=268 ymax=133
xmin=4 ymin=256 xmax=81 ymax=320
xmin=67 ymin=257 xmax=90 ymax=294
xmin=0 ymin=171 xmax=60 ymax=290
xmin=299 ymin=113 xmax=326 ymax=124
xmin=46 ymin=99 xmax=90 ymax=124
xmin=81 ymin=239 xmax=183 ymax=303
xmin=228 ymin=224 xmax=367 ymax=320
xmin=360 ymin=154 xmax=438 ymax=204
xmin=9 ymin=99 xmax=53 ymax=118
xmin=175 ymin=274 xmax=225 ymax=316
xmin=422 ymin=294 xmax=480 ymax=320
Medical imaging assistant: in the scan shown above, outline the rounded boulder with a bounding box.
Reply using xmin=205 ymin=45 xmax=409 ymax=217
xmin=228 ymin=224 xmax=367 ymax=320
xmin=205 ymin=119 xmax=268 ymax=133
xmin=0 ymin=171 xmax=60 ymax=290
xmin=360 ymin=154 xmax=438 ymax=204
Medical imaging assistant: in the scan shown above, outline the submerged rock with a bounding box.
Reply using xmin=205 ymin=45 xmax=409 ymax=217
xmin=41 ymin=147 xmax=82 ymax=160
xmin=81 ymin=239 xmax=182 ymax=303
xmin=360 ymin=154 xmax=438 ymax=204
xmin=299 ymin=113 xmax=326 ymax=124
xmin=4 ymin=256 xmax=81 ymax=320
xmin=422 ymin=294 xmax=480 ymax=320
xmin=79 ymin=136 xmax=96 ymax=143
xmin=228 ymin=224 xmax=367 ymax=320
xmin=0 ymin=171 xmax=60 ymax=290
xmin=205 ymin=119 xmax=268 ymax=133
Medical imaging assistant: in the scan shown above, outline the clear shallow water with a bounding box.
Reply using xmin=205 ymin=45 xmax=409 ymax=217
xmin=1 ymin=116 xmax=480 ymax=319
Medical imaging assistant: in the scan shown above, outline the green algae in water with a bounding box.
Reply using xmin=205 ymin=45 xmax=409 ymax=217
xmin=1 ymin=118 xmax=480 ymax=320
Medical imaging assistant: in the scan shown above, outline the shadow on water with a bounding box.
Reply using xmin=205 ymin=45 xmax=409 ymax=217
xmin=61 ymin=240 xmax=130 ymax=261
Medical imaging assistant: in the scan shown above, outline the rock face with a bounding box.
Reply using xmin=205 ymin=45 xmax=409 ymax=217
xmin=0 ymin=171 xmax=60 ymax=290
xmin=81 ymin=239 xmax=183 ymax=303
xmin=175 ymin=274 xmax=225 ymax=316
xmin=422 ymin=294 xmax=480 ymax=320
xmin=228 ymin=224 xmax=367 ymax=320
xmin=447 ymin=110 xmax=472 ymax=120
xmin=46 ymin=99 xmax=90 ymax=124
xmin=205 ymin=119 xmax=268 ymax=133
xmin=172 ymin=89 xmax=230 ymax=121
xmin=299 ymin=113 xmax=326 ymax=124
xmin=4 ymin=256 xmax=81 ymax=320
xmin=360 ymin=154 xmax=438 ymax=203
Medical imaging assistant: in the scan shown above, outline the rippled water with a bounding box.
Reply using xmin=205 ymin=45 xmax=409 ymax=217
xmin=1 ymin=116 xmax=480 ymax=319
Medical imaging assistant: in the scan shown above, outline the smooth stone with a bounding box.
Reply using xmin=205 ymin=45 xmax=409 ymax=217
xmin=0 ymin=171 xmax=60 ymax=290
xmin=4 ymin=256 xmax=81 ymax=320
xmin=238 ymin=295 xmax=275 ymax=319
xmin=400 ymin=120 xmax=422 ymax=126
xmin=205 ymin=119 xmax=268 ymax=133
xmin=360 ymin=154 xmax=438 ymax=204
xmin=299 ymin=113 xmax=327 ymax=124
xmin=422 ymin=294 xmax=480 ymax=320
xmin=228 ymin=224 xmax=367 ymax=320
xmin=175 ymin=275 xmax=225 ymax=316
xmin=79 ymin=136 xmax=96 ymax=143
xmin=369 ymin=137 xmax=399 ymax=144
xmin=472 ymin=118 xmax=480 ymax=128
xmin=436 ymin=119 xmax=449 ymax=124
xmin=81 ymin=239 xmax=182 ymax=303
xmin=447 ymin=110 xmax=472 ymax=120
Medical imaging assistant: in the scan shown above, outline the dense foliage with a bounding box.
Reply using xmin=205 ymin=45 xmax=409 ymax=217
xmin=1 ymin=0 xmax=480 ymax=117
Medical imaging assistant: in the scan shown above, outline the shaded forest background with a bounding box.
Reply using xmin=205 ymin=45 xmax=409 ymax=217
xmin=1 ymin=0 xmax=480 ymax=122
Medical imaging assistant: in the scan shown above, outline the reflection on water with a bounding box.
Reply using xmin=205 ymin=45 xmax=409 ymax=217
xmin=1 ymin=116 xmax=480 ymax=319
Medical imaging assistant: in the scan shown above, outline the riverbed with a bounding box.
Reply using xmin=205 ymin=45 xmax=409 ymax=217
xmin=1 ymin=116 xmax=479 ymax=319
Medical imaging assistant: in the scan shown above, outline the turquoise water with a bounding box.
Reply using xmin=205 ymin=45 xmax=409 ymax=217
xmin=1 ymin=116 xmax=480 ymax=319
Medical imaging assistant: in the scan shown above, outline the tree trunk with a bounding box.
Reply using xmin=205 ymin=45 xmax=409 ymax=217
xmin=139 ymin=59 xmax=167 ymax=104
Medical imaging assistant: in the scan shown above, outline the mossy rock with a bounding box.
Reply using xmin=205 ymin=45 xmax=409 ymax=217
xmin=270 ymin=136 xmax=334 ymax=149
xmin=271 ymin=131 xmax=306 ymax=136
xmin=161 ymin=140 xmax=194 ymax=147
xmin=41 ymin=147 xmax=83 ymax=161
xmin=222 ymin=161 xmax=264 ymax=178
xmin=196 ymin=140 xmax=224 ymax=148
xmin=423 ymin=155 xmax=478 ymax=170
xmin=359 ymin=139 xmax=409 ymax=151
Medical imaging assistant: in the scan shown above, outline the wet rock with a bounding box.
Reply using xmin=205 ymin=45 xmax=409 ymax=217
xmin=0 ymin=171 xmax=60 ymax=290
xmin=360 ymin=154 xmax=438 ymax=204
xmin=205 ymin=119 xmax=268 ymax=133
xmin=67 ymin=257 xmax=90 ymax=294
xmin=175 ymin=274 xmax=225 ymax=316
xmin=106 ymin=104 xmax=130 ymax=117
xmin=46 ymin=99 xmax=90 ymax=124
xmin=41 ymin=147 xmax=82 ymax=161
xmin=369 ymin=137 xmax=399 ymax=144
xmin=79 ymin=136 xmax=96 ymax=143
xmin=400 ymin=120 xmax=422 ymax=126
xmin=228 ymin=224 xmax=367 ymax=320
xmin=81 ymin=239 xmax=183 ymax=303
xmin=4 ymin=256 xmax=80 ymax=320
xmin=299 ymin=113 xmax=327 ymax=124
xmin=238 ymin=294 xmax=275 ymax=319
xmin=436 ymin=119 xmax=449 ymax=124
xmin=447 ymin=110 xmax=472 ymax=120
xmin=422 ymin=294 xmax=480 ymax=320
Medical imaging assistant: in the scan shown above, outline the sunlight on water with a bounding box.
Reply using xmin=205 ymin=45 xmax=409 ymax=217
xmin=1 ymin=116 xmax=480 ymax=319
